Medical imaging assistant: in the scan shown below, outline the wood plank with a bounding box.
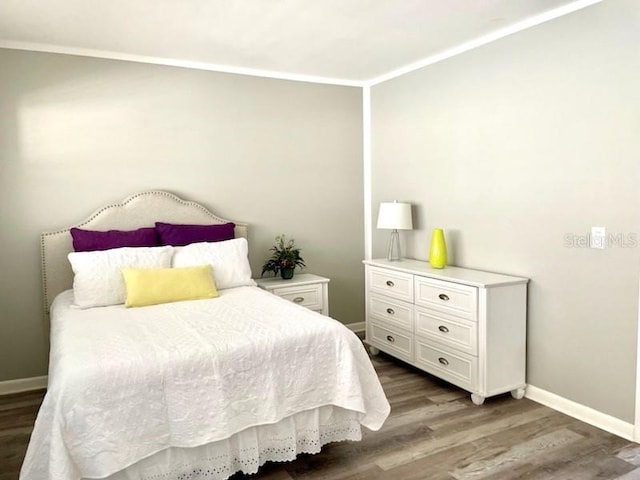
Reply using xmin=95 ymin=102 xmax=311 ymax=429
xmin=450 ymin=428 xmax=583 ymax=479
xmin=375 ymin=406 xmax=557 ymax=471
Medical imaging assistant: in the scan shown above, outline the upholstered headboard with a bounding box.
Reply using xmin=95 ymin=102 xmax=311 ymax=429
xmin=41 ymin=191 xmax=248 ymax=316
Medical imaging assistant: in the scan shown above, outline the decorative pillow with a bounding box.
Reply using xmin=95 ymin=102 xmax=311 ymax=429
xmin=70 ymin=227 xmax=158 ymax=252
xmin=122 ymin=265 xmax=218 ymax=308
xmin=155 ymin=222 xmax=235 ymax=247
xmin=68 ymin=245 xmax=174 ymax=308
xmin=172 ymin=237 xmax=256 ymax=290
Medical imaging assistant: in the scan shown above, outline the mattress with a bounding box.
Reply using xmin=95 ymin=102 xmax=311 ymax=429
xmin=21 ymin=286 xmax=389 ymax=480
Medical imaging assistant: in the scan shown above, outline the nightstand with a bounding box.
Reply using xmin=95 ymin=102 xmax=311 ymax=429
xmin=255 ymin=273 xmax=330 ymax=315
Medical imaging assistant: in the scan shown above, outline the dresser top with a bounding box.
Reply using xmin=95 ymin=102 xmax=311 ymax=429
xmin=364 ymin=258 xmax=528 ymax=288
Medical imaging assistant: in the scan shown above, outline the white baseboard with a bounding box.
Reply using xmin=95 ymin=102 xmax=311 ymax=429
xmin=525 ymin=384 xmax=634 ymax=441
xmin=346 ymin=321 xmax=365 ymax=333
xmin=0 ymin=375 xmax=48 ymax=396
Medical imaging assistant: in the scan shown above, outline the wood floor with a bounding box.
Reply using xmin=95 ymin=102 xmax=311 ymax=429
xmin=3 ymin=352 xmax=639 ymax=480
xmin=0 ymin=389 xmax=44 ymax=480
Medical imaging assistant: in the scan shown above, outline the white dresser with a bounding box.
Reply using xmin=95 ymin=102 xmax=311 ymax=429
xmin=255 ymin=273 xmax=330 ymax=315
xmin=364 ymin=258 xmax=528 ymax=405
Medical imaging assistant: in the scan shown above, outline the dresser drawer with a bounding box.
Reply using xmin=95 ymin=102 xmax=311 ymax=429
xmin=273 ymin=283 xmax=323 ymax=311
xmin=415 ymin=307 xmax=477 ymax=355
xmin=368 ymin=324 xmax=413 ymax=363
xmin=368 ymin=294 xmax=413 ymax=331
xmin=415 ymin=276 xmax=478 ymax=321
xmin=368 ymin=266 xmax=414 ymax=303
xmin=415 ymin=339 xmax=477 ymax=391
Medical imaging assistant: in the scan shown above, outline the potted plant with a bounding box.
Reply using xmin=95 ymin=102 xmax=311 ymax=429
xmin=261 ymin=234 xmax=306 ymax=280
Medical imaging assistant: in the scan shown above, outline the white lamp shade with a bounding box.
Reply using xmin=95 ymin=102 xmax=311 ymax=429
xmin=377 ymin=202 xmax=413 ymax=230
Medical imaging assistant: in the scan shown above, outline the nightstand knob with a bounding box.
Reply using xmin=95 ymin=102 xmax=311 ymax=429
xmin=438 ymin=293 xmax=450 ymax=301
xmin=386 ymin=308 xmax=395 ymax=315
xmin=386 ymin=280 xmax=395 ymax=287
xmin=438 ymin=357 xmax=449 ymax=366
xmin=293 ymin=297 xmax=304 ymax=303
xmin=438 ymin=325 xmax=449 ymax=333
xmin=386 ymin=335 xmax=395 ymax=343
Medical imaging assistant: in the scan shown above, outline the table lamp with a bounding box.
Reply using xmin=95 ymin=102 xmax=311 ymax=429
xmin=376 ymin=201 xmax=413 ymax=261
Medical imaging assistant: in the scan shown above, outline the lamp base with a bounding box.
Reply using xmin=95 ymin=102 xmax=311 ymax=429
xmin=387 ymin=230 xmax=401 ymax=261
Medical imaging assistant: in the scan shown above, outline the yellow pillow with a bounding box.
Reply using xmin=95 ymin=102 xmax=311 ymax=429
xmin=122 ymin=265 xmax=218 ymax=308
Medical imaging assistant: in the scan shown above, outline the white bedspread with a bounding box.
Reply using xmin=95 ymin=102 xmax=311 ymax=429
xmin=21 ymin=287 xmax=389 ymax=480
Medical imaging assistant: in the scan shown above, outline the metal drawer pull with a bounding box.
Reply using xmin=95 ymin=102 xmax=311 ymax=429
xmin=386 ymin=308 xmax=395 ymax=315
xmin=293 ymin=297 xmax=304 ymax=303
xmin=438 ymin=325 xmax=449 ymax=333
xmin=438 ymin=357 xmax=449 ymax=366
xmin=386 ymin=280 xmax=395 ymax=287
xmin=438 ymin=293 xmax=450 ymax=301
xmin=386 ymin=335 xmax=395 ymax=343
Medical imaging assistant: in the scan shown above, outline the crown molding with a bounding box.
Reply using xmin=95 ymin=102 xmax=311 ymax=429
xmin=0 ymin=40 xmax=365 ymax=88
xmin=366 ymin=0 xmax=602 ymax=86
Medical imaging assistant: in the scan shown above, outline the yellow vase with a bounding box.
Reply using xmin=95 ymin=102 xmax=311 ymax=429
xmin=429 ymin=228 xmax=447 ymax=269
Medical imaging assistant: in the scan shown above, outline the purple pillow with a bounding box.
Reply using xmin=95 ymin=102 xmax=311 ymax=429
xmin=155 ymin=222 xmax=235 ymax=247
xmin=70 ymin=227 xmax=159 ymax=252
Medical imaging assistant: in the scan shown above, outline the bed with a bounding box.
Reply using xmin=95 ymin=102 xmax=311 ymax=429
xmin=21 ymin=191 xmax=390 ymax=480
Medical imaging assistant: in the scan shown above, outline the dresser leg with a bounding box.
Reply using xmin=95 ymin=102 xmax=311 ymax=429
xmin=471 ymin=393 xmax=485 ymax=405
xmin=511 ymin=387 xmax=526 ymax=400
xmin=368 ymin=346 xmax=380 ymax=356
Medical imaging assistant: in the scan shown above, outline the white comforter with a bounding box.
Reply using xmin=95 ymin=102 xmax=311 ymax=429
xmin=21 ymin=287 xmax=389 ymax=480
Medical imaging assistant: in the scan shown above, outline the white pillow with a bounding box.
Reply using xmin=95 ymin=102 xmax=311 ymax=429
xmin=68 ymin=245 xmax=174 ymax=308
xmin=172 ymin=238 xmax=256 ymax=290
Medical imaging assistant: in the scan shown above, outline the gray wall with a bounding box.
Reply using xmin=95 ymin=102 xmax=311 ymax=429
xmin=371 ymin=1 xmax=639 ymax=422
xmin=0 ymin=49 xmax=364 ymax=382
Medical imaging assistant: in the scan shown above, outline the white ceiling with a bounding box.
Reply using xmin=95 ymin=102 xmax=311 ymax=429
xmin=0 ymin=0 xmax=599 ymax=84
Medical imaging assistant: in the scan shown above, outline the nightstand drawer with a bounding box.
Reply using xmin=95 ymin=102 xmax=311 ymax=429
xmin=415 ymin=276 xmax=477 ymax=321
xmin=273 ymin=284 xmax=323 ymax=311
xmin=368 ymin=266 xmax=414 ymax=303
xmin=415 ymin=339 xmax=477 ymax=391
xmin=368 ymin=324 xmax=413 ymax=363
xmin=256 ymin=274 xmax=330 ymax=315
xmin=368 ymin=294 xmax=413 ymax=331
xmin=415 ymin=307 xmax=477 ymax=355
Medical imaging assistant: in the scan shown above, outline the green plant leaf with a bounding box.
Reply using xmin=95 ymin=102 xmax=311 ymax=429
xmin=261 ymin=234 xmax=306 ymax=277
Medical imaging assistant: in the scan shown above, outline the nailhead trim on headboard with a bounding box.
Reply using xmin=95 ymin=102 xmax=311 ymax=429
xmin=40 ymin=190 xmax=249 ymax=318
